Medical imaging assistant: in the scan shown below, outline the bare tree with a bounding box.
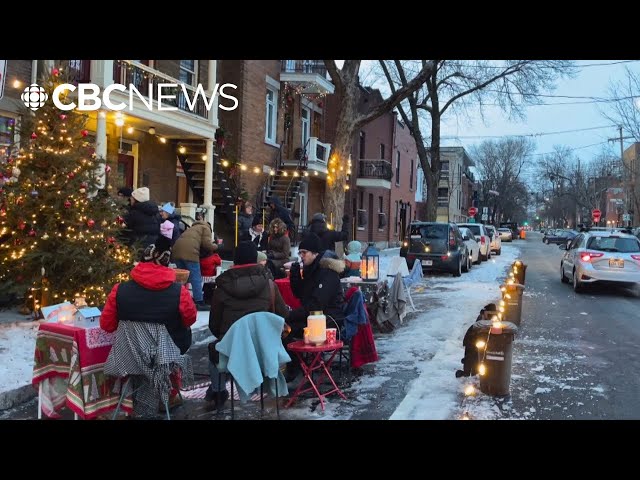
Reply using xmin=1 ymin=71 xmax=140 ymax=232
xmin=379 ymin=60 xmax=576 ymax=221
xmin=604 ymin=68 xmax=640 ymax=222
xmin=322 ymin=60 xmax=435 ymax=221
xmin=472 ymin=137 xmax=535 ymax=223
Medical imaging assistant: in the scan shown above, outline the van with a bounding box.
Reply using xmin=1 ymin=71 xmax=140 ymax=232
xmin=400 ymin=222 xmax=468 ymax=277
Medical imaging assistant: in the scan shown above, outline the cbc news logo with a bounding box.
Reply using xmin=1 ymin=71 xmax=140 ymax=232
xmin=21 ymin=84 xmax=48 ymax=111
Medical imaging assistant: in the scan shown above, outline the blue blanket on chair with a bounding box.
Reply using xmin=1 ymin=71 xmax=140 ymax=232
xmin=343 ymin=289 xmax=368 ymax=341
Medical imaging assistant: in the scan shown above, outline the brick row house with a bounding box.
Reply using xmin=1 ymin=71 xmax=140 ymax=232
xmin=436 ymin=147 xmax=475 ymax=224
xmin=1 ymin=60 xmax=419 ymax=250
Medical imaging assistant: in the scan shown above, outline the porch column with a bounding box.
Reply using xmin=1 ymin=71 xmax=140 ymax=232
xmin=203 ymin=139 xmax=214 ymax=227
xmin=207 ymin=60 xmax=218 ymax=130
xmin=94 ymin=110 xmax=108 ymax=190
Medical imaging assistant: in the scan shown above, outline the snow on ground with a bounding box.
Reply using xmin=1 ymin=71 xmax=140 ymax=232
xmin=0 ymin=318 xmax=40 ymax=395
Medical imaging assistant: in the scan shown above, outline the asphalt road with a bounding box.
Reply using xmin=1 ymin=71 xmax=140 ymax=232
xmin=466 ymin=231 xmax=640 ymax=420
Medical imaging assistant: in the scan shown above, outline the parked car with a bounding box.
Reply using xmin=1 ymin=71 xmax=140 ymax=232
xmin=400 ymin=222 xmax=469 ymax=276
xmin=457 ymin=223 xmax=492 ymax=261
xmin=543 ymin=229 xmax=578 ymax=246
xmin=499 ymin=222 xmax=520 ymax=240
xmin=560 ymin=230 xmax=640 ymax=293
xmin=497 ymin=227 xmax=513 ymax=242
xmin=485 ymin=225 xmax=502 ymax=255
xmin=459 ymin=227 xmax=480 ymax=266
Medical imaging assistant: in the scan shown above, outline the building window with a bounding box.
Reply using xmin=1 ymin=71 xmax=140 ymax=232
xmin=0 ymin=115 xmax=17 ymax=147
xmin=380 ymin=143 xmax=385 ymax=160
xmin=379 ymin=196 xmax=383 ymax=213
xmin=179 ymin=60 xmax=197 ymax=86
xmin=265 ymin=87 xmax=278 ymax=144
xmin=359 ymin=131 xmax=366 ymax=159
xmin=395 ymin=200 xmax=399 ymax=234
xmin=359 ymin=190 xmax=364 ymax=209
xmin=301 ymin=107 xmax=310 ymax=148
xmin=395 ymin=151 xmax=401 ymax=185
xmin=410 ymin=159 xmax=414 ymax=190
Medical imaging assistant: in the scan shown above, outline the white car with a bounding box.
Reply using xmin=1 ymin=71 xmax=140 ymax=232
xmin=485 ymin=225 xmax=502 ymax=256
xmin=497 ymin=227 xmax=513 ymax=242
xmin=560 ymin=230 xmax=640 ymax=293
xmin=459 ymin=227 xmax=480 ymax=265
xmin=457 ymin=223 xmax=492 ymax=261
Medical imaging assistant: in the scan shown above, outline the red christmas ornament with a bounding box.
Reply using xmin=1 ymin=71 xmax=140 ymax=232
xmin=87 ymin=219 xmax=95 ymax=228
xmin=68 ymin=171 xmax=75 ymax=179
xmin=59 ymin=114 xmax=67 ymax=120
xmin=52 ymin=68 xmax=59 ymax=76
xmin=116 ymin=215 xmax=124 ymax=225
xmin=64 ymin=200 xmax=72 ymax=208
xmin=81 ymin=130 xmax=89 ymax=137
xmin=28 ymin=229 xmax=36 ymax=237
xmin=80 ymin=182 xmax=88 ymax=189
xmin=30 ymin=132 xmax=37 ymax=139
xmin=14 ymin=238 xmax=22 ymax=246
xmin=107 ymin=236 xmax=116 ymax=244
xmin=16 ymin=275 xmax=23 ymax=282
xmin=18 ymin=221 xmax=26 ymax=230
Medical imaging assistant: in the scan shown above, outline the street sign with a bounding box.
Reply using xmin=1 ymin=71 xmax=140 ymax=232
xmin=468 ymin=218 xmax=476 ymax=223
xmin=592 ymin=209 xmax=601 ymax=221
xmin=0 ymin=60 xmax=6 ymax=100
xmin=483 ymin=207 xmax=488 ymax=214
xmin=623 ymin=213 xmax=631 ymax=222
xmin=468 ymin=207 xmax=478 ymax=217
xmin=481 ymin=214 xmax=488 ymax=221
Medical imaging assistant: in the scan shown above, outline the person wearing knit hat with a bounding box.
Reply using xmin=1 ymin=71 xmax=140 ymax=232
xmin=287 ymin=231 xmax=346 ymax=339
xmin=159 ymin=202 xmax=181 ymax=246
xmin=131 ymin=187 xmax=150 ymax=203
xmin=207 ymin=240 xmax=290 ymax=410
xmin=233 ymin=240 xmax=258 ymax=265
xmin=344 ymin=240 xmax=363 ymax=277
xmin=241 ymin=214 xmax=268 ymax=251
xmin=117 ymin=186 xmax=133 ymax=198
xmin=100 ymin=234 xmax=197 ymax=355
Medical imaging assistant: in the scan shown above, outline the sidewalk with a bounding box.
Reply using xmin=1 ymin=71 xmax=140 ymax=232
xmin=0 ymin=246 xmax=401 ymax=411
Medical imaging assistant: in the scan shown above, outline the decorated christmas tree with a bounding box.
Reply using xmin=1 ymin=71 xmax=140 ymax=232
xmin=0 ymin=67 xmax=134 ymax=310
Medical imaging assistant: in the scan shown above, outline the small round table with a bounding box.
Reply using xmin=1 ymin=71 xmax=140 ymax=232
xmin=285 ymin=340 xmax=347 ymax=411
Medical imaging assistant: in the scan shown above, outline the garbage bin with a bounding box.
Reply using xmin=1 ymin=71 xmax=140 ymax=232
xmin=473 ymin=320 xmax=518 ymax=397
xmin=501 ymin=282 xmax=524 ymax=326
xmin=512 ymin=260 xmax=527 ymax=285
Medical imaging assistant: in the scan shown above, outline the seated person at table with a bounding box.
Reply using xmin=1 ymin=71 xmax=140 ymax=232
xmin=200 ymin=243 xmax=222 ymax=304
xmin=207 ymin=241 xmax=290 ymax=410
xmin=343 ymin=240 xmax=363 ymax=277
xmin=101 ymin=235 xmax=197 ymax=415
xmin=241 ymin=215 xmax=269 ymax=251
xmin=288 ymin=232 xmax=346 ymax=338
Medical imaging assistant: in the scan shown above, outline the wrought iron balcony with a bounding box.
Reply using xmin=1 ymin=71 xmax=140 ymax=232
xmin=281 ymin=60 xmax=327 ymax=76
xmin=358 ymin=160 xmax=393 ymax=180
xmin=280 ymin=60 xmax=334 ymax=95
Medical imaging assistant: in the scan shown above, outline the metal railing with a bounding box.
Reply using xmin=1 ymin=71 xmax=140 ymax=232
xmin=113 ymin=60 xmax=210 ymax=119
xmin=358 ymin=160 xmax=393 ymax=180
xmin=281 ymin=60 xmax=327 ymax=77
xmin=62 ymin=60 xmax=91 ymax=84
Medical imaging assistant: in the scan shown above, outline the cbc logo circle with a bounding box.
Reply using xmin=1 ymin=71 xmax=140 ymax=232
xmin=21 ymin=84 xmax=48 ymax=111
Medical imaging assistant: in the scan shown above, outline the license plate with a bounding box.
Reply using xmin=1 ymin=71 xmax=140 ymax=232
xmin=609 ymin=258 xmax=624 ymax=268
xmin=422 ymin=260 xmax=433 ymax=266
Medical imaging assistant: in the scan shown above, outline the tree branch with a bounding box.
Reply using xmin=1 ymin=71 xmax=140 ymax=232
xmin=323 ymin=60 xmax=344 ymax=97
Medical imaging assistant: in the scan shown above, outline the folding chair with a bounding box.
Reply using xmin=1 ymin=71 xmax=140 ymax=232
xmin=387 ymin=257 xmax=418 ymax=312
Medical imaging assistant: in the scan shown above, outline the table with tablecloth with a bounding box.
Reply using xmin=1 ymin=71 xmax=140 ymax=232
xmin=275 ymin=278 xmax=302 ymax=309
xmin=32 ymin=322 xmax=132 ymax=419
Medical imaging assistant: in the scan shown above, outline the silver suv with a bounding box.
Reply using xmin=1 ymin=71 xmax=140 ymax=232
xmin=560 ymin=230 xmax=640 ymax=293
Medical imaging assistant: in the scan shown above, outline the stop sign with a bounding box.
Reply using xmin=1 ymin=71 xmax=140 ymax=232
xmin=592 ymin=209 xmax=601 ymax=221
xmin=468 ymin=207 xmax=478 ymax=217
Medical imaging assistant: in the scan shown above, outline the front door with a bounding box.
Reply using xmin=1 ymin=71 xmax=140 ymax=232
xmin=301 ymin=107 xmax=310 ymax=149
xmin=368 ymin=193 xmax=374 ymax=243
xmin=117 ymin=153 xmax=134 ymax=189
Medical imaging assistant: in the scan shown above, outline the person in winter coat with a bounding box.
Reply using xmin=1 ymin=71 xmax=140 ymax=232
xmin=344 ymin=240 xmax=363 ymax=277
xmin=308 ymin=212 xmax=351 ymax=253
xmin=100 ymin=234 xmax=197 ymax=355
xmin=159 ymin=202 xmax=182 ymax=246
xmin=206 ymin=241 xmax=290 ymax=410
xmin=268 ymin=196 xmax=295 ymax=236
xmin=241 ymin=215 xmax=268 ymax=251
xmin=122 ymin=187 xmax=161 ymax=250
xmin=266 ymin=217 xmax=291 ymax=279
xmin=171 ymin=217 xmax=213 ymax=310
xmin=200 ymin=244 xmax=222 ymax=305
xmin=288 ymin=232 xmax=346 ymax=337
xmin=237 ymin=201 xmax=254 ymax=240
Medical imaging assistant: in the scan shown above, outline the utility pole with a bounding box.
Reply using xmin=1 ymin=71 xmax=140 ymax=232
xmin=608 ymin=126 xmax=634 ymax=226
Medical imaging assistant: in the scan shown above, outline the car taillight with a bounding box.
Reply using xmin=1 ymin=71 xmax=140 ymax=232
xmin=480 ymin=236 xmax=486 ymax=245
xmin=449 ymin=232 xmax=455 ymax=248
xmin=581 ymin=252 xmax=604 ymax=262
xmin=631 ymin=254 xmax=640 ymax=261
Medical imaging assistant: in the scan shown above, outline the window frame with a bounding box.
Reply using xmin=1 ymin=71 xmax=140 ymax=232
xmin=265 ymin=86 xmax=278 ymax=145
xmin=179 ymin=60 xmax=197 ymax=87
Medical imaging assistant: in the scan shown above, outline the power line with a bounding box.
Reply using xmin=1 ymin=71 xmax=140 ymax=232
xmin=441 ymin=124 xmax=616 ymax=140
xmin=444 ymin=60 xmax=640 ymax=70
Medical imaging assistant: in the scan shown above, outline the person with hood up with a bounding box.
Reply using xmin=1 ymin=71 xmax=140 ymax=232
xmin=288 ymin=232 xmax=346 ymax=337
xmin=241 ymin=214 xmax=268 ymax=251
xmin=265 ymin=217 xmax=291 ymax=280
xmin=308 ymin=212 xmax=351 ymax=253
xmin=122 ymin=187 xmax=160 ymax=250
xmin=237 ymin=201 xmax=254 ymax=240
xmin=206 ymin=241 xmax=290 ymax=410
xmin=268 ymin=196 xmax=295 ymax=236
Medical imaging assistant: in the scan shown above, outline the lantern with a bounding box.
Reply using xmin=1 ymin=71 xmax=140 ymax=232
xmin=306 ymin=311 xmax=326 ymax=345
xmin=360 ymin=243 xmax=380 ymax=281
